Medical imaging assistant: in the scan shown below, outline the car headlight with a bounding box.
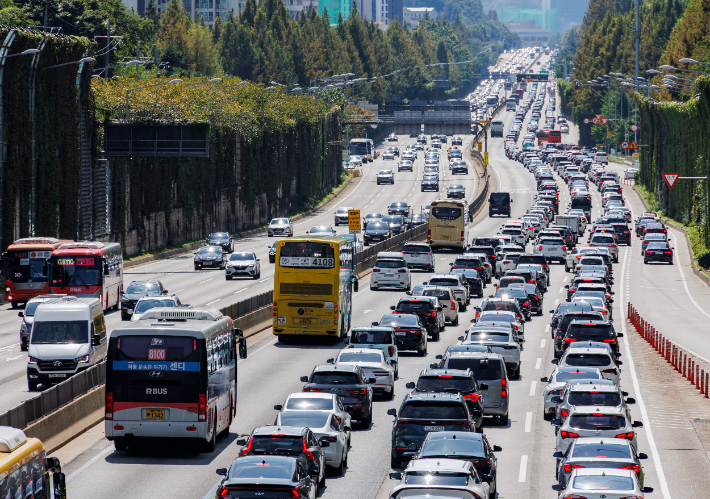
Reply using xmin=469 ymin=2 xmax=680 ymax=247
xmin=76 ymin=355 xmax=90 ymax=363
xmin=28 ymin=357 xmax=38 ymax=364
xmin=20 ymin=323 xmax=27 ymax=334
xmin=247 ymin=264 xmax=255 ymax=268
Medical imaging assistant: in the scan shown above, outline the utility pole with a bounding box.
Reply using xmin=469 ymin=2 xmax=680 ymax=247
xmin=136 ymin=40 xmax=140 ymax=81
xmin=105 ymin=19 xmax=110 ymax=79
xmin=634 ymin=0 xmax=639 ymax=146
xmin=43 ymin=4 xmax=48 ymax=27
xmin=153 ymin=45 xmax=158 ymax=68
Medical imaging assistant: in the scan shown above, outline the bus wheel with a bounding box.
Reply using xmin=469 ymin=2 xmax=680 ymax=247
xmin=278 ymin=335 xmax=289 ymax=343
xmin=114 ymin=439 xmax=127 ymax=451
xmin=204 ymin=419 xmax=217 ymax=452
xmin=10 ymin=302 xmax=18 ymax=309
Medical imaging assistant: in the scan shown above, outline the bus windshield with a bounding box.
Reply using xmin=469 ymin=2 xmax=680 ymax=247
xmin=349 ymin=140 xmax=371 ymax=156
xmin=50 ymin=256 xmax=101 ymax=287
xmin=279 ymin=242 xmax=336 ymax=268
xmin=4 ymin=250 xmax=50 ymax=284
xmin=431 ymin=207 xmax=462 ymax=220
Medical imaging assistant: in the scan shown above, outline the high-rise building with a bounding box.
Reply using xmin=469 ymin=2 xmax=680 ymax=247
xmin=121 ymin=0 xmax=239 ymax=26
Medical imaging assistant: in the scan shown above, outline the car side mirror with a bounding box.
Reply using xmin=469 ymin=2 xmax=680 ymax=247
xmin=642 ymin=487 xmax=654 ymax=493
xmin=616 ymin=360 xmax=623 ymax=365
xmin=430 ymin=363 xmax=440 ymax=369
xmin=239 ymin=337 xmax=247 ymax=359
xmin=638 ymin=452 xmax=648 ymax=459
xmin=326 ymin=358 xmax=334 ymax=364
xmin=406 ymin=382 xmax=415 ymax=389
xmin=274 ymin=404 xmax=283 ymax=411
xmin=371 ymin=322 xmax=378 ymax=327
xmin=389 ymin=472 xmax=403 ymax=480
xmin=318 ymin=437 xmax=330 ymax=447
xmin=435 ymin=354 xmax=443 ymax=360
xmin=480 ymin=383 xmax=489 ymax=390
xmin=368 ymin=377 xmax=377 ymax=383
xmin=564 ymin=284 xmax=569 ymax=289
xmin=616 ymin=332 xmax=623 ymax=337
xmin=236 ymin=438 xmax=247 ymax=445
xmin=551 ymin=419 xmax=561 ymax=426
xmin=120 ymin=290 xmax=125 ymax=295
xmin=216 ymin=468 xmax=228 ymax=476
xmin=300 ymin=376 xmax=309 ymax=382
xmin=17 ymin=312 xmax=23 ymax=318
xmin=390 ymin=306 xmax=396 ymax=310
xmin=626 ymin=397 xmax=636 ymax=404
xmin=92 ymin=335 xmax=101 ymax=347
xmin=458 ymin=336 xmax=464 ymax=341
xmin=551 ymin=484 xmax=562 ymax=492
xmin=387 ymin=408 xmax=397 ymax=417
xmin=632 ymin=421 xmax=643 ymax=428
xmin=553 ymin=451 xmax=563 ymax=458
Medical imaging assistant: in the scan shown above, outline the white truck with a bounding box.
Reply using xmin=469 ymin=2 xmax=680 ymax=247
xmin=554 ymin=215 xmax=582 ymax=242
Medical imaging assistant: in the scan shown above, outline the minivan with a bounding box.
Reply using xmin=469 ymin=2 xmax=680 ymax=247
xmin=27 ymin=296 xmax=107 ymax=390
xmin=371 ymin=252 xmax=411 ymax=291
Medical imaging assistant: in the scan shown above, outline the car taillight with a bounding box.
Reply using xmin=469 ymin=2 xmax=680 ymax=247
xmin=427 ymin=229 xmax=431 ymax=239
xmin=273 ymin=301 xmax=278 ymax=317
xmin=502 ymin=379 xmax=507 ymax=398
xmin=615 ymin=432 xmax=635 ymax=440
xmin=619 ymin=464 xmax=640 ymax=473
xmin=461 ymin=231 xmax=465 ymax=241
xmin=604 ymin=339 xmax=616 ymax=344
xmin=105 ymin=392 xmax=114 ymax=420
xmin=290 ymin=486 xmax=302 ymax=498
xmin=561 ymin=410 xmax=569 ymax=417
xmin=373 ymin=268 xmax=381 ymax=272
xmin=303 ymin=387 xmax=325 ymax=392
xmin=198 ymin=393 xmax=207 ymax=421
xmin=463 ymin=393 xmax=480 ymax=402
xmin=218 ymin=485 xmax=230 ymax=497
xmin=348 ymin=388 xmax=366 ymax=395
xmin=665 ymin=251 xmax=672 ymax=254
xmin=646 ymin=251 xmax=653 ymax=254
xmin=560 ymin=431 xmax=580 ymax=439
xmin=389 ymin=346 xmax=396 ymax=356
xmin=564 ymin=338 xmax=577 ymax=343
xmin=471 ymin=458 xmax=492 ymax=466
xmin=451 ymin=301 xmax=456 ymax=309
xmin=398 ymin=269 xmax=407 ymax=273
xmin=563 ymin=463 xmax=585 ymax=473
xmin=302 ymin=437 xmax=314 ymax=460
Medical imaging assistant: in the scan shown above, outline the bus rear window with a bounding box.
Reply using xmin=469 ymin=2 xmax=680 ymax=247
xmin=279 ymin=242 xmax=336 ymax=268
xmin=431 ymin=207 xmax=462 ymax=220
xmin=115 ymin=336 xmax=197 ymax=361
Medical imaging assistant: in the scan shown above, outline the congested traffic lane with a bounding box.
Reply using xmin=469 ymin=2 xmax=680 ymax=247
xmin=0 ymin=133 xmax=480 ymax=413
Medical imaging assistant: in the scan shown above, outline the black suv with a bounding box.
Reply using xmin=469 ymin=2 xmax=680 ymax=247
xmin=562 ymin=320 xmax=621 ymax=356
xmin=120 ymin=280 xmax=167 ymax=321
xmin=450 ymin=268 xmax=484 ymax=298
xmin=611 ymin=223 xmax=632 ymax=245
xmin=300 ymin=365 xmax=374 ymax=428
xmin=406 ymin=368 xmax=485 ymax=432
xmin=237 ymin=426 xmax=327 ymax=487
xmin=553 ymin=311 xmax=605 ymax=357
xmin=375 ymin=312 xmax=429 ymax=353
xmin=205 ymin=232 xmax=233 ymax=253
xmin=387 ymin=393 xmax=475 ymax=467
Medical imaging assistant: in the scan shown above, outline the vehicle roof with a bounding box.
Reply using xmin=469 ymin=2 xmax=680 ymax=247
xmin=286 ymin=393 xmax=336 ymax=400
xmin=377 ymin=252 xmax=406 ymax=259
xmin=114 ymin=307 xmax=230 ymax=339
xmin=406 ymin=458 xmax=472 ymax=473
xmin=420 ymin=369 xmax=471 ymax=378
xmin=34 ymin=296 xmax=100 ymax=314
xmin=403 ymin=392 xmax=465 ymax=403
xmin=569 ymin=383 xmax=618 ymax=392
xmin=252 ymin=425 xmax=307 ymax=437
xmin=569 ymin=405 xmax=625 ymax=416
xmin=312 ymin=364 xmax=359 ymax=373
xmin=564 ymin=347 xmax=612 ymax=356
xmin=341 ymin=348 xmax=384 ymax=356
xmin=352 ymin=326 xmax=394 ymax=332
xmin=53 ymin=241 xmax=121 ymax=255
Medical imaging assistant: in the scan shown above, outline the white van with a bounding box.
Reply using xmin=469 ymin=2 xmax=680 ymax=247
xmin=27 ymin=296 xmax=107 ymax=390
xmin=370 ymin=252 xmax=411 ymax=291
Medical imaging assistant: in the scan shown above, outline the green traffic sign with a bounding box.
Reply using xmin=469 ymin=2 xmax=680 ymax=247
xmin=516 ymin=73 xmax=549 ymax=82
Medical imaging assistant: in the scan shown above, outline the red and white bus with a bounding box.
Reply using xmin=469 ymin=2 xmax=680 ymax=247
xmin=105 ymin=307 xmax=247 ymax=452
xmin=49 ymin=241 xmax=123 ymax=310
xmin=1 ymin=237 xmax=71 ymax=308
xmin=548 ymin=130 xmax=562 ymax=144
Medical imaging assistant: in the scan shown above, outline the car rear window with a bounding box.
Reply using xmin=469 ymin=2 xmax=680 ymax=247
xmin=541 ymin=239 xmax=564 ymax=245
xmin=572 ymin=475 xmax=634 ymax=491
xmin=591 ymin=236 xmax=615 ymax=244
xmin=444 ymin=358 xmax=504 ymax=380
xmin=565 ymin=354 xmax=612 ymax=367
xmin=286 ymin=397 xmax=333 ymax=410
xmin=400 ymin=402 xmax=467 ymax=420
xmin=568 ymin=414 xmax=626 ymax=430
xmin=499 ymin=277 xmax=525 ymax=288
xmin=566 ymin=325 xmax=614 ymax=341
xmin=568 ymin=391 xmax=621 ymax=407
xmin=402 ymin=245 xmax=430 ymax=253
xmin=311 ymin=372 xmax=358 ymax=384
xmin=554 ymin=370 xmax=601 ymax=383
xmin=571 ymin=442 xmax=631 ymax=459
xmin=482 ymin=301 xmax=517 ymax=313
xmin=416 ymin=377 xmax=473 ymax=393
xmin=351 ymin=330 xmax=392 ymax=344
xmin=404 ymin=473 xmax=469 ymax=486
xmin=422 ymin=289 xmax=451 ymax=300
xmin=229 ymin=460 xmax=294 ymax=480
xmin=249 ymin=435 xmax=302 ymax=455
xmin=397 ymin=300 xmax=434 ymax=312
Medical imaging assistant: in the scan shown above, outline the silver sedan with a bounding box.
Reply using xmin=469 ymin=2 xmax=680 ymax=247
xmin=334 ymin=348 xmax=395 ymax=399
xmin=267 ymin=218 xmax=293 ymax=237
xmin=541 ymin=366 xmax=603 ymax=419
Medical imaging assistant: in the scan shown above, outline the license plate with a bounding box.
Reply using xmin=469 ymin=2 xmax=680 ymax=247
xmin=655 ymin=251 xmax=663 ymax=254
xmin=442 ymin=235 xmax=450 ymax=240
xmin=48 ymin=374 xmax=67 ymax=378
xmin=294 ymin=318 xmax=313 ymax=325
xmin=126 ymin=309 xmax=133 ymax=314
xmin=385 ymin=273 xmax=394 ymax=277
xmin=146 ymin=409 xmax=165 ymax=419
xmin=395 ymin=332 xmax=407 ymax=336
xmin=424 ymin=426 xmax=445 ymax=431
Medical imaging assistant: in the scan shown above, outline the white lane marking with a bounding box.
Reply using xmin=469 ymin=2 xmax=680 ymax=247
xmin=558 ymin=287 xmax=565 ymax=293
xmin=66 ymin=445 xmax=113 ymax=482
xmin=563 ymin=276 xmax=569 ymax=283
xmin=554 ymin=298 xmax=559 ymax=306
xmin=619 ymin=247 xmax=672 ymax=499
xmin=5 ymin=355 xmax=23 ymax=361
xmin=234 ymin=289 xmax=246 ymax=294
xmin=0 ymin=344 xmax=20 ymax=354
xmin=362 ymin=310 xmax=372 ymax=314
xmin=535 ymin=358 xmax=542 ymax=370
xmin=518 ymin=455 xmax=528 ymax=482
xmin=540 ymin=339 xmax=546 ymax=349
xmin=205 ymin=299 xmax=221 ymax=306
xmin=173 ymin=288 xmax=185 ymax=293
xmin=544 ymin=324 xmax=550 ymax=333
xmin=529 ymin=381 xmax=537 ymax=396
xmin=198 ymin=278 xmax=213 ymax=284
xmin=525 ymin=412 xmax=532 ymax=432
xmin=260 ymin=277 xmax=273 ymax=283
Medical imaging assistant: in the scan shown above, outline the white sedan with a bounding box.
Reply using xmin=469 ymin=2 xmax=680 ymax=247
xmin=389 ymin=459 xmax=489 ymax=499
xmin=334 ymin=348 xmax=395 ymax=399
xmin=556 ymin=468 xmax=653 ymax=499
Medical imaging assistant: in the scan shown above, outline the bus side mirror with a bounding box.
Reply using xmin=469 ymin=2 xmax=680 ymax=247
xmin=104 ymin=263 xmax=109 ymax=275
xmin=353 ymin=279 xmax=359 ymax=293
xmin=53 ymin=472 xmax=67 ymax=499
xmin=92 ymin=335 xmax=102 ymax=347
xmin=239 ymin=337 xmax=247 ymax=359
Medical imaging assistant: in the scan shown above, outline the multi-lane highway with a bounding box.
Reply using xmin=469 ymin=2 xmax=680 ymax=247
xmin=2 ymin=49 xmax=710 ymax=499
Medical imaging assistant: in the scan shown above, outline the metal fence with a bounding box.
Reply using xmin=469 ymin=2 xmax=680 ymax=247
xmin=221 ymin=291 xmax=273 ymax=320
xmin=0 ymin=361 xmax=106 ymax=430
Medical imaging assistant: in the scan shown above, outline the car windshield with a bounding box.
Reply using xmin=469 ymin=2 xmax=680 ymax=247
xmin=31 ymin=321 xmax=88 ymax=344
xmin=135 ymin=299 xmax=176 ymax=313
xmin=271 ymin=219 xmax=288 ymax=225
xmin=309 ymin=227 xmax=332 ymax=233
xmin=382 ymin=216 xmax=402 ymax=224
xmin=278 ymin=411 xmax=330 ymax=428
xmin=228 ymin=460 xmax=294 ymax=480
xmin=404 ymin=473 xmax=469 ymax=486
xmin=285 ymin=397 xmax=333 ymax=410
xmin=379 ymin=170 xmax=392 ymax=175
xmin=367 ymin=223 xmax=388 ymax=230
xmin=311 ymin=372 xmax=358 ymax=384
xmin=229 ymin=253 xmax=254 ymax=261
xmin=399 ymin=402 xmax=467 ymax=420
xmin=572 ymin=442 xmax=631 ymax=459
xmin=197 ymin=247 xmax=222 ymax=255
xmin=554 ymin=370 xmax=601 ymax=382
xmin=126 ymin=282 xmax=160 ymax=294
xmin=565 ymin=354 xmax=612 ymax=367
xmin=338 ymin=352 xmax=383 ymax=363
xmin=416 ymin=377 xmax=473 ymax=393
xmin=420 ymin=437 xmax=485 ymax=458
xmin=568 ymin=391 xmax=621 ymax=407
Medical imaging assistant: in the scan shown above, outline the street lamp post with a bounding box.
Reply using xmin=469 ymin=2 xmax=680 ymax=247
xmin=124 ymin=78 xmax=182 ymax=120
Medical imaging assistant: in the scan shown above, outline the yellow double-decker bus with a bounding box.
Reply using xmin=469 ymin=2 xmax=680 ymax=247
xmin=0 ymin=427 xmax=66 ymax=498
xmin=427 ymin=199 xmax=470 ymax=252
xmin=272 ymin=238 xmax=357 ymax=342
